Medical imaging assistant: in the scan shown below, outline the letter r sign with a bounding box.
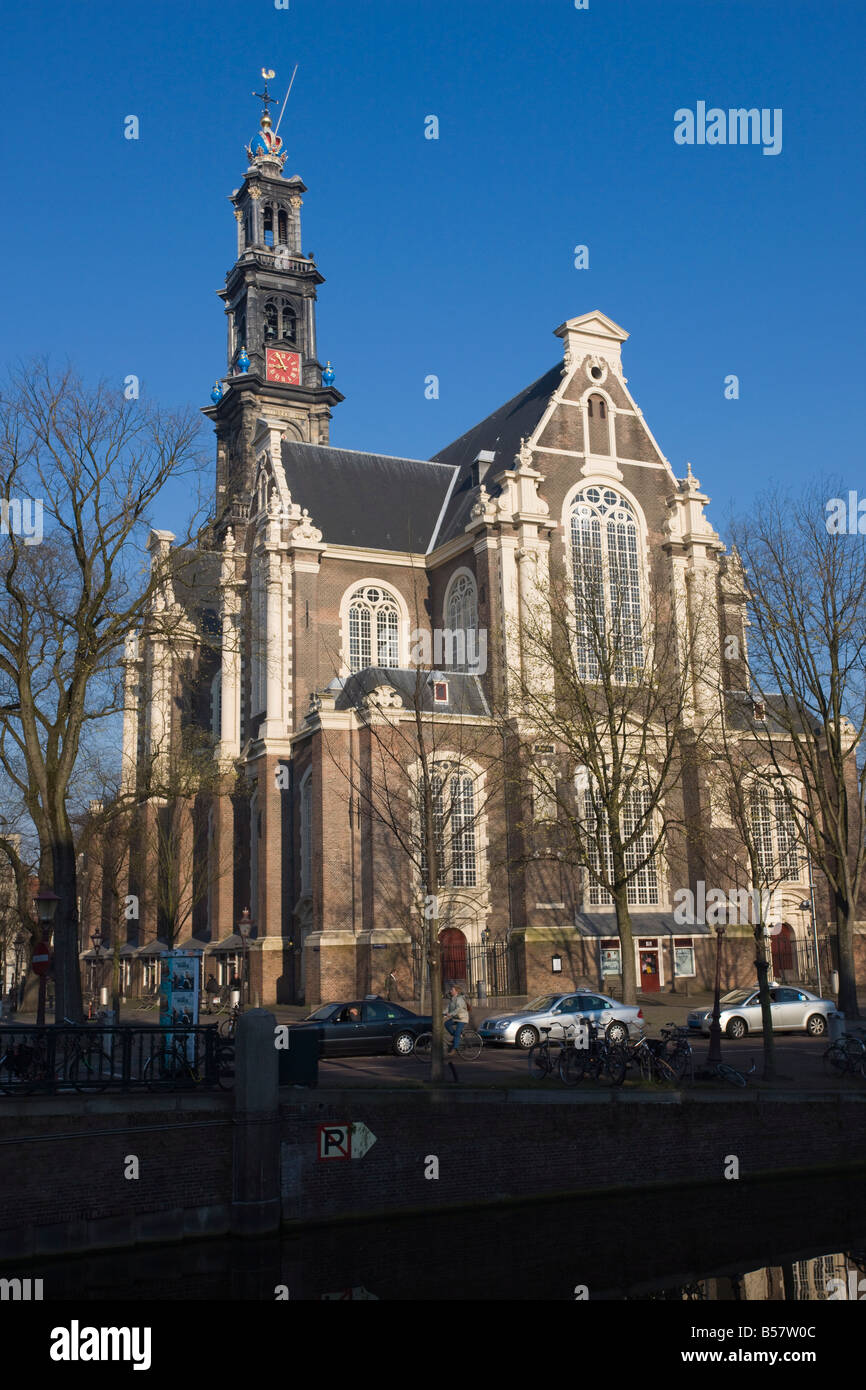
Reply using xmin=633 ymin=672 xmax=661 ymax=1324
xmin=318 ymin=1124 xmax=350 ymax=1160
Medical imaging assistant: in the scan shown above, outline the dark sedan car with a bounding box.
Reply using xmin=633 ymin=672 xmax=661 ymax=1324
xmin=292 ymin=998 xmax=433 ymax=1057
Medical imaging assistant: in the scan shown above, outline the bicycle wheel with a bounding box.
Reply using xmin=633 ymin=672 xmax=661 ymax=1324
xmin=218 ymin=1016 xmax=237 ymax=1040
xmin=216 ymin=1042 xmax=235 ymax=1090
xmin=413 ymin=1032 xmax=432 ymax=1058
xmin=458 ymin=1028 xmax=482 ymax=1060
xmin=823 ymin=1043 xmax=848 ymax=1077
xmin=716 ymin=1062 xmax=747 ymax=1087
xmin=528 ymin=1043 xmax=552 ymax=1080
xmin=69 ymin=1046 xmax=113 ymax=1093
xmin=653 ymin=1056 xmax=679 ymax=1085
xmin=559 ymin=1045 xmax=587 ymax=1086
xmin=603 ymin=1045 xmax=627 ymax=1086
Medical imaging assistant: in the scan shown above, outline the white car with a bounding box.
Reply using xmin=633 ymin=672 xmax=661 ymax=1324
xmin=479 ymin=991 xmax=644 ymax=1050
xmin=687 ymin=986 xmax=834 ymax=1039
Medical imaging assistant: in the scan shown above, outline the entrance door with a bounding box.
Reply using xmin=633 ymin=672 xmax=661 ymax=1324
xmin=771 ymin=923 xmax=795 ymax=979
xmin=639 ymin=942 xmax=660 ymax=992
xmin=440 ymin=928 xmax=467 ymax=984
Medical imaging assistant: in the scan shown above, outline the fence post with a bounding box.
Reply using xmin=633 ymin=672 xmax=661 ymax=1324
xmin=231 ymin=1009 xmax=280 ymax=1236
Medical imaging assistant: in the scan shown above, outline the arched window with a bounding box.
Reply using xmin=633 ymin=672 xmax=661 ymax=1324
xmin=347 ymin=586 xmax=401 ymax=672
xmin=281 ymin=302 xmax=296 ymax=343
xmin=570 ymin=486 xmax=644 ymax=682
xmin=264 ymin=298 xmax=296 ymax=344
xmin=751 ymin=784 xmax=801 ymax=880
xmin=587 ymin=393 xmax=610 ymax=453
xmin=299 ymin=770 xmax=312 ymax=896
xmin=263 ymin=205 xmax=274 ymax=247
xmin=444 ymin=572 xmax=479 ymax=671
xmin=277 ymin=208 xmax=288 ymax=244
xmin=264 ymin=301 xmax=278 ymax=341
xmin=235 ymin=309 xmax=246 ymax=353
xmin=583 ymin=779 xmax=660 ymax=906
xmin=420 ymin=764 xmax=479 ymax=889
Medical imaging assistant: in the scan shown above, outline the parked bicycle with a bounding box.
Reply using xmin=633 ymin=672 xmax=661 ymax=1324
xmin=624 ymin=1033 xmax=681 ymax=1085
xmin=823 ymin=1028 xmax=866 ymax=1079
xmin=659 ymin=1022 xmax=694 ymax=1082
xmin=142 ymin=1034 xmax=233 ymax=1091
xmin=529 ymin=1021 xmax=577 ymax=1080
xmin=560 ymin=1018 xmax=627 ymax=1086
xmin=218 ymin=1004 xmax=242 ymax=1040
xmin=707 ymin=1058 xmax=756 ymax=1087
xmin=413 ymin=1026 xmax=483 ymax=1060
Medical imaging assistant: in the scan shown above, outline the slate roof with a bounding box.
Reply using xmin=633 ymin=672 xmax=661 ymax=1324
xmin=723 ymin=690 xmax=822 ymax=737
xmin=281 ymin=442 xmax=455 ymax=552
xmin=428 ymin=363 xmax=563 ymax=547
xmin=574 ymin=912 xmax=713 ymax=938
xmin=333 ymin=668 xmax=491 ymax=717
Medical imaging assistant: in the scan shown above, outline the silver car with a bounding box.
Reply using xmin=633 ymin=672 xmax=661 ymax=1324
xmin=479 ymin=991 xmax=645 ymax=1050
xmin=687 ymin=986 xmax=834 ymax=1039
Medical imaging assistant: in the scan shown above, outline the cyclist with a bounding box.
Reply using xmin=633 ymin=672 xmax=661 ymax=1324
xmin=443 ymin=983 xmax=469 ymax=1053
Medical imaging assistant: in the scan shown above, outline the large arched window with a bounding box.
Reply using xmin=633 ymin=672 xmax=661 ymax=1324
xmin=420 ymin=763 xmax=479 ymax=889
xmin=263 ymin=297 xmax=296 ymax=344
xmin=570 ymin=486 xmax=644 ymax=682
xmin=583 ymin=779 xmax=660 ymax=907
xmin=751 ymin=784 xmax=801 ymax=880
xmin=444 ymin=571 xmax=479 ymax=671
xmin=347 ymin=585 xmax=401 ymax=672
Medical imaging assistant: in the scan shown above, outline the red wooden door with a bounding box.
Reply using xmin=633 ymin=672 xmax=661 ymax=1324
xmin=440 ymin=928 xmax=467 ymax=984
xmin=639 ymin=948 xmax=660 ymax=992
xmin=771 ymin=923 xmax=795 ymax=977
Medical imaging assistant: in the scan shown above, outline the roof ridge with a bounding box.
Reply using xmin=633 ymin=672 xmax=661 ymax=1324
xmin=283 ymin=441 xmax=456 ymax=470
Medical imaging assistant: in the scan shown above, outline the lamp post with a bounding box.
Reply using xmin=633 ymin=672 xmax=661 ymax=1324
xmin=706 ymin=922 xmax=727 ymax=1068
xmin=238 ymin=908 xmax=252 ymax=1008
xmin=33 ymin=888 xmax=60 ymax=1027
xmin=12 ymin=931 xmax=26 ymax=1011
xmin=91 ymin=927 xmax=105 ymax=1018
xmin=801 ymin=844 xmax=822 ymax=996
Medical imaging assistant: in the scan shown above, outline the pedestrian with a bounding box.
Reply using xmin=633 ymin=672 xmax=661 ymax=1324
xmin=443 ymin=983 xmax=469 ymax=1053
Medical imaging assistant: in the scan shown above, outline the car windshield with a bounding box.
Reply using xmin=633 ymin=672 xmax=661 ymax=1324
xmin=720 ymin=989 xmax=755 ymax=1005
xmin=525 ymin=995 xmax=558 ymax=1013
xmin=305 ymin=1004 xmax=339 ymax=1020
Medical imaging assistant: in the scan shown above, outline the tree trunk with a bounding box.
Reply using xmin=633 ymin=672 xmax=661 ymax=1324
xmin=429 ymin=912 xmax=444 ymax=1083
xmin=835 ymin=891 xmax=859 ymax=1019
xmin=614 ymin=885 xmax=637 ymax=1005
xmin=51 ymin=831 xmax=84 ymax=1024
xmin=753 ymin=925 xmax=777 ymax=1081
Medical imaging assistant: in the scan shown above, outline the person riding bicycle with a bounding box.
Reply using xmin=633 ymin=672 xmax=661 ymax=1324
xmin=443 ymin=983 xmax=469 ymax=1053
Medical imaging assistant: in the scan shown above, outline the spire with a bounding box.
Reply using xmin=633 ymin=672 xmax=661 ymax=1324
xmin=245 ymin=67 xmax=288 ymax=170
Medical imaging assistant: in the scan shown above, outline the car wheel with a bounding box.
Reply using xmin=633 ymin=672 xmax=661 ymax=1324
xmin=606 ymin=1020 xmax=628 ymax=1045
xmin=392 ymin=1031 xmax=416 ymax=1057
xmin=726 ymin=1017 xmax=747 ymax=1039
xmin=515 ymin=1025 xmax=539 ymax=1050
xmin=806 ymin=1013 xmax=827 ymax=1037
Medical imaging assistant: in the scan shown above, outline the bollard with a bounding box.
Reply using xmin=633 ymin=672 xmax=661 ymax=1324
xmin=828 ymin=1011 xmax=845 ymax=1044
xmin=231 ymin=1009 xmax=280 ymax=1237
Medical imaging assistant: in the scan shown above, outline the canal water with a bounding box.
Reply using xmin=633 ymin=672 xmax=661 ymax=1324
xmin=9 ymin=1169 xmax=866 ymax=1300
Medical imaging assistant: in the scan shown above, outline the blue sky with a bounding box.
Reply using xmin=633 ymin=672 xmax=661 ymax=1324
xmin=1 ymin=0 xmax=863 ymax=530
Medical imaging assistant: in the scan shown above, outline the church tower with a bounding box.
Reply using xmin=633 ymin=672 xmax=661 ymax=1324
xmin=204 ymin=73 xmax=343 ymax=533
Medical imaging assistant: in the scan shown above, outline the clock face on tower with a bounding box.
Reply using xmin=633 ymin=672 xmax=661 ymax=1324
xmin=265 ymin=348 xmax=300 ymax=385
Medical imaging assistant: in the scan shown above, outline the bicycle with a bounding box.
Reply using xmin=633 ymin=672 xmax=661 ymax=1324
xmin=218 ymin=1005 xmax=242 ymax=1040
xmin=823 ymin=1030 xmax=866 ymax=1079
xmin=659 ymin=1022 xmax=694 ymax=1082
xmin=708 ymin=1058 xmax=756 ymax=1087
xmin=624 ymin=1034 xmax=681 ymax=1085
xmin=528 ymin=1021 xmax=578 ymax=1080
xmin=142 ymin=1032 xmax=233 ymax=1091
xmin=561 ymin=1018 xmax=627 ymax=1086
xmin=413 ymin=1026 xmax=483 ymax=1060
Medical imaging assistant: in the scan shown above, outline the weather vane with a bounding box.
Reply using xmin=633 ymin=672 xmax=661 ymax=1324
xmin=253 ymin=68 xmax=278 ymax=117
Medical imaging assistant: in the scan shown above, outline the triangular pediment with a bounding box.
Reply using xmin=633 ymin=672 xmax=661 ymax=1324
xmin=553 ymin=310 xmax=629 ymax=344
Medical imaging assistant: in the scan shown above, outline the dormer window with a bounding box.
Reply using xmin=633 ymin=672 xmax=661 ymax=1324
xmin=433 ymin=681 xmax=448 ymax=704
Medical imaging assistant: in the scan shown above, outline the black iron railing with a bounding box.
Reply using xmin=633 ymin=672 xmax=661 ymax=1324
xmin=0 ymin=1024 xmax=233 ymax=1095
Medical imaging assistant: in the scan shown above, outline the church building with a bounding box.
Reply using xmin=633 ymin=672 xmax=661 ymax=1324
xmin=82 ymin=90 xmax=823 ymax=1009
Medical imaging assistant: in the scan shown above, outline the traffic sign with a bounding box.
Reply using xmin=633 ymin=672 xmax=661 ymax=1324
xmin=317 ymin=1122 xmax=377 ymax=1161
xmin=31 ymin=947 xmax=52 ymax=977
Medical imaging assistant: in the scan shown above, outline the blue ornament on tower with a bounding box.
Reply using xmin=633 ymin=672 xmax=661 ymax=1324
xmin=210 ymin=380 xmax=223 ymax=404
xmin=322 ymin=360 xmax=335 ymax=387
xmin=237 ymin=347 xmax=250 ymax=375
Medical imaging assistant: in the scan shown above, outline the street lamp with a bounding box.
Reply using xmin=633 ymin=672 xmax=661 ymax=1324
xmin=33 ymin=888 xmax=60 ymax=1027
xmin=237 ymin=908 xmax=252 ymax=1008
xmin=12 ymin=931 xmax=26 ymax=1011
xmin=706 ymin=922 xmax=727 ymax=1068
xmin=91 ymin=927 xmax=105 ymax=1018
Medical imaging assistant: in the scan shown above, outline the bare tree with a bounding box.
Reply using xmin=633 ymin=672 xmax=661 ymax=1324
xmin=731 ymin=482 xmax=866 ymax=1018
xmin=0 ymin=363 xmax=205 ymax=1020
xmin=510 ymin=552 xmax=709 ymax=1005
